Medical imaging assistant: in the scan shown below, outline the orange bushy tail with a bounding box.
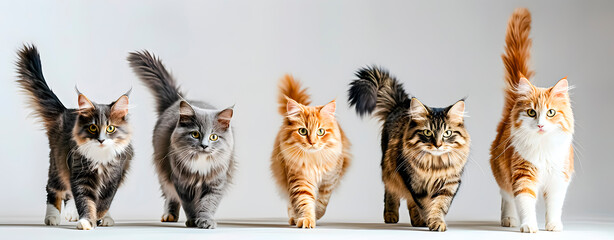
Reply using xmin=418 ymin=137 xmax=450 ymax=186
xmin=278 ymin=74 xmax=311 ymax=115
xmin=502 ymin=8 xmax=534 ymax=111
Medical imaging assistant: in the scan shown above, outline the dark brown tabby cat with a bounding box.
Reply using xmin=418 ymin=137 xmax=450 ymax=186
xmin=348 ymin=66 xmax=470 ymax=231
xmin=16 ymin=45 xmax=133 ymax=230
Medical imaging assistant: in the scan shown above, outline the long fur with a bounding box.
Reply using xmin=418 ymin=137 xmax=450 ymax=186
xmin=278 ymin=74 xmax=311 ymax=115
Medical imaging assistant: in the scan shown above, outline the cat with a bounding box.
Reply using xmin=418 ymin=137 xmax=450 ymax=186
xmin=270 ymin=74 xmax=351 ymax=229
xmin=16 ymin=45 xmax=133 ymax=230
xmin=490 ymin=8 xmax=574 ymax=233
xmin=348 ymin=66 xmax=470 ymax=232
xmin=128 ymin=51 xmax=235 ymax=229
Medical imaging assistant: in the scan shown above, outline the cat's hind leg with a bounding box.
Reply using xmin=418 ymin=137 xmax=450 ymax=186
xmin=383 ymin=190 xmax=400 ymax=224
xmin=44 ymin=171 xmax=67 ymax=226
xmin=160 ymin=179 xmax=181 ymax=222
xmin=62 ymin=196 xmax=79 ymax=222
xmin=500 ymin=190 xmax=518 ymax=227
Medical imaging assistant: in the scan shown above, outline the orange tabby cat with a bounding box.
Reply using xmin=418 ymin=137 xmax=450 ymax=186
xmin=271 ymin=74 xmax=351 ymax=229
xmin=490 ymin=8 xmax=574 ymax=233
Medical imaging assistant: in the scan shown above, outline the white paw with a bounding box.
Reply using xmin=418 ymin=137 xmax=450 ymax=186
xmin=195 ymin=218 xmax=217 ymax=229
xmin=520 ymin=222 xmax=538 ymax=233
xmin=76 ymin=219 xmax=94 ymax=230
xmin=62 ymin=199 xmax=79 ymax=222
xmin=99 ymin=215 xmax=114 ymax=227
xmin=546 ymin=221 xmax=563 ymax=231
xmin=44 ymin=215 xmax=60 ymax=226
xmin=501 ymin=217 xmax=518 ymax=227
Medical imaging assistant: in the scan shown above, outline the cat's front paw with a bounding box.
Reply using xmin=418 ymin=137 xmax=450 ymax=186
xmin=185 ymin=219 xmax=196 ymax=227
xmin=76 ymin=219 xmax=95 ymax=230
xmin=519 ymin=222 xmax=538 ymax=233
xmin=384 ymin=212 xmax=399 ymax=224
xmin=546 ymin=221 xmax=563 ymax=232
xmin=62 ymin=200 xmax=79 ymax=222
xmin=296 ymin=217 xmax=316 ymax=229
xmin=99 ymin=215 xmax=114 ymax=227
xmin=501 ymin=217 xmax=518 ymax=227
xmin=288 ymin=217 xmax=296 ymax=226
xmin=161 ymin=213 xmax=178 ymax=222
xmin=44 ymin=215 xmax=60 ymax=226
xmin=427 ymin=219 xmax=447 ymax=232
xmin=195 ymin=218 xmax=217 ymax=229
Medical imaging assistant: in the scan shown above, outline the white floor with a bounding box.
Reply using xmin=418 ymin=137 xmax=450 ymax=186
xmin=1 ymin=218 xmax=613 ymax=240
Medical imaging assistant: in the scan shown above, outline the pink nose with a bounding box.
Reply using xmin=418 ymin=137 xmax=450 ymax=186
xmin=537 ymin=125 xmax=544 ymax=128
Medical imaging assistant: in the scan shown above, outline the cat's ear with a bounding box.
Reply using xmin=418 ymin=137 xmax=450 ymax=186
xmin=516 ymin=77 xmax=534 ymax=95
xmin=179 ymin=101 xmax=195 ymax=122
xmin=447 ymin=100 xmax=465 ymax=123
xmin=551 ymin=77 xmax=569 ymax=98
xmin=320 ymin=100 xmax=336 ymax=116
xmin=216 ymin=107 xmax=234 ymax=129
xmin=110 ymin=95 xmax=130 ymax=119
xmin=286 ymin=97 xmax=302 ymax=116
xmin=77 ymin=93 xmax=94 ymax=113
xmin=409 ymin=98 xmax=428 ymax=121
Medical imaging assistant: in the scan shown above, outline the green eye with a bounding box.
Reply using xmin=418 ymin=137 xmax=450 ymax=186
xmin=423 ymin=129 xmax=433 ymax=136
xmin=191 ymin=131 xmax=200 ymax=139
xmin=88 ymin=124 xmax=98 ymax=133
xmin=547 ymin=109 xmax=556 ymax=117
xmin=298 ymin=128 xmax=308 ymax=136
xmin=106 ymin=125 xmax=116 ymax=133
xmin=317 ymin=128 xmax=326 ymax=136
xmin=209 ymin=134 xmax=219 ymax=141
xmin=527 ymin=109 xmax=537 ymax=117
xmin=443 ymin=130 xmax=452 ymax=138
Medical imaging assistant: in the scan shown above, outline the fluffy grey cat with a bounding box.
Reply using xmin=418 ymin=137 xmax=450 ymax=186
xmin=128 ymin=51 xmax=235 ymax=229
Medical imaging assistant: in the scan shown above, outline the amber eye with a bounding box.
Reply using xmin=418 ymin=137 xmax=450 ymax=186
xmin=316 ymin=128 xmax=326 ymax=136
xmin=443 ymin=130 xmax=452 ymax=138
xmin=547 ymin=109 xmax=556 ymax=117
xmin=423 ymin=129 xmax=433 ymax=136
xmin=298 ymin=128 xmax=308 ymax=136
xmin=106 ymin=125 xmax=116 ymax=133
xmin=527 ymin=109 xmax=537 ymax=117
xmin=209 ymin=134 xmax=219 ymax=141
xmin=191 ymin=131 xmax=200 ymax=139
xmin=88 ymin=124 xmax=98 ymax=133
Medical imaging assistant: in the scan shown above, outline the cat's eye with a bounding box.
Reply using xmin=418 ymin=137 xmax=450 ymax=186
xmin=547 ymin=109 xmax=556 ymax=117
xmin=106 ymin=125 xmax=116 ymax=133
xmin=423 ymin=129 xmax=433 ymax=136
xmin=209 ymin=134 xmax=219 ymax=141
xmin=298 ymin=128 xmax=308 ymax=136
xmin=527 ymin=109 xmax=537 ymax=117
xmin=317 ymin=128 xmax=326 ymax=136
xmin=443 ymin=130 xmax=452 ymax=138
xmin=88 ymin=124 xmax=98 ymax=134
xmin=191 ymin=131 xmax=200 ymax=139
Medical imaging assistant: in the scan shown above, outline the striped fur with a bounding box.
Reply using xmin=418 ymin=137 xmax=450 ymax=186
xmin=490 ymin=8 xmax=575 ymax=233
xmin=16 ymin=45 xmax=133 ymax=230
xmin=348 ymin=66 xmax=470 ymax=232
xmin=271 ymin=75 xmax=351 ymax=228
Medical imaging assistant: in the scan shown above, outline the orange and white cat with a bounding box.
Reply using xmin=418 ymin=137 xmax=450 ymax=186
xmin=270 ymin=74 xmax=351 ymax=228
xmin=490 ymin=8 xmax=574 ymax=233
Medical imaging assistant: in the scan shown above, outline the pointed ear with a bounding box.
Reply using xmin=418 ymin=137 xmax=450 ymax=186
xmin=516 ymin=77 xmax=533 ymax=95
xmin=217 ymin=107 xmax=233 ymax=129
xmin=320 ymin=100 xmax=336 ymax=116
xmin=409 ymin=98 xmax=428 ymax=121
xmin=447 ymin=100 xmax=465 ymax=123
xmin=179 ymin=101 xmax=195 ymax=122
xmin=551 ymin=77 xmax=569 ymax=98
xmin=286 ymin=97 xmax=302 ymax=116
xmin=110 ymin=95 xmax=130 ymax=119
xmin=78 ymin=94 xmax=94 ymax=112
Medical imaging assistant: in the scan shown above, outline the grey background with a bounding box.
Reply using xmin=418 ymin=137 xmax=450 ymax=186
xmin=0 ymin=0 xmax=612 ymax=223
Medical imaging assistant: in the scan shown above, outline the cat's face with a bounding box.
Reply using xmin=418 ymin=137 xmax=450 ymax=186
xmin=73 ymin=93 xmax=132 ymax=163
xmin=171 ymin=101 xmax=234 ymax=159
xmin=511 ymin=77 xmax=573 ymax=135
xmin=406 ymin=98 xmax=469 ymax=156
xmin=283 ymin=98 xmax=339 ymax=152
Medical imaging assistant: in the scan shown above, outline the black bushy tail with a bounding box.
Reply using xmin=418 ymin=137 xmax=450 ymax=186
xmin=16 ymin=45 xmax=67 ymax=129
xmin=127 ymin=51 xmax=182 ymax=115
xmin=348 ymin=66 xmax=410 ymax=122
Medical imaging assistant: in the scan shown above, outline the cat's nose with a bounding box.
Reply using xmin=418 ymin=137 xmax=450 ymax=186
xmin=97 ymin=139 xmax=105 ymax=144
xmin=201 ymin=144 xmax=208 ymax=149
xmin=537 ymin=125 xmax=544 ymax=128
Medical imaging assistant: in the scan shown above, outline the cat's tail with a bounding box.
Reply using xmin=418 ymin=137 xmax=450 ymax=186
xmin=16 ymin=45 xmax=67 ymax=129
xmin=128 ymin=51 xmax=183 ymax=116
xmin=503 ymin=8 xmax=534 ymax=95
xmin=278 ymin=74 xmax=311 ymax=115
xmin=348 ymin=66 xmax=410 ymax=122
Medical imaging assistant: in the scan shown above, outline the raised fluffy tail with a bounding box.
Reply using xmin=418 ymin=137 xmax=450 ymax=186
xmin=278 ymin=74 xmax=311 ymax=115
xmin=16 ymin=45 xmax=66 ymax=129
xmin=128 ymin=51 xmax=182 ymax=115
xmin=348 ymin=66 xmax=410 ymax=122
xmin=503 ymin=8 xmax=534 ymax=93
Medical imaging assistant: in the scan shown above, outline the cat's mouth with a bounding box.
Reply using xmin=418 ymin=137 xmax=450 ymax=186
xmin=428 ymin=149 xmax=450 ymax=156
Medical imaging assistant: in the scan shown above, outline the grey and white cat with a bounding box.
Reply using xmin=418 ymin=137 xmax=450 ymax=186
xmin=128 ymin=51 xmax=235 ymax=229
xmin=16 ymin=45 xmax=133 ymax=230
